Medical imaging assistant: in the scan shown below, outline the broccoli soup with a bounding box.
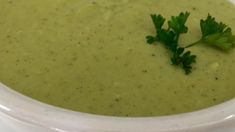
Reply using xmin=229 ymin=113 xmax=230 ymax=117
xmin=0 ymin=0 xmax=235 ymax=117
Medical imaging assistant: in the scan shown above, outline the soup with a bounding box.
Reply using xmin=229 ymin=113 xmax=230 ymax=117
xmin=0 ymin=0 xmax=235 ymax=117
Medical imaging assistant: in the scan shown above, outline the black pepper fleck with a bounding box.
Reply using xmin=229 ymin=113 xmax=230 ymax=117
xmin=6 ymin=35 xmax=11 ymax=38
xmin=213 ymin=98 xmax=217 ymax=102
xmin=142 ymin=70 xmax=148 ymax=73
xmin=114 ymin=98 xmax=120 ymax=102
xmin=192 ymin=7 xmax=197 ymax=10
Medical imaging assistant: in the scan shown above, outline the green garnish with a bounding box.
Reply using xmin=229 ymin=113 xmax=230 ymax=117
xmin=185 ymin=14 xmax=235 ymax=50
xmin=146 ymin=12 xmax=196 ymax=74
xmin=146 ymin=12 xmax=235 ymax=74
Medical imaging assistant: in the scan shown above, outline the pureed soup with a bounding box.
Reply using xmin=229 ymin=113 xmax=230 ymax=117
xmin=0 ymin=0 xmax=235 ymax=117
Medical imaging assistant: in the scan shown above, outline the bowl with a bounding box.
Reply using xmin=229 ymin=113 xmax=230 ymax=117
xmin=1 ymin=0 xmax=235 ymax=131
xmin=0 ymin=83 xmax=235 ymax=132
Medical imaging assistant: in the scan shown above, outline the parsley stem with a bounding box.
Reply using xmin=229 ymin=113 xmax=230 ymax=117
xmin=185 ymin=39 xmax=203 ymax=48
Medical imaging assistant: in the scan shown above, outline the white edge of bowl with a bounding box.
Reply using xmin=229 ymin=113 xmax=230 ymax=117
xmin=0 ymin=83 xmax=235 ymax=132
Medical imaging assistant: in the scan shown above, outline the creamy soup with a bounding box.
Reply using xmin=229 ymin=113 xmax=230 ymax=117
xmin=0 ymin=0 xmax=235 ymax=117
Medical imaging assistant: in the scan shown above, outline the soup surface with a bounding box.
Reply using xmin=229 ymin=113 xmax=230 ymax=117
xmin=0 ymin=0 xmax=235 ymax=117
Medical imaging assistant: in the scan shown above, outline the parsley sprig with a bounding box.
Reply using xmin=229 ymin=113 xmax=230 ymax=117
xmin=146 ymin=12 xmax=235 ymax=75
xmin=146 ymin=12 xmax=196 ymax=74
xmin=186 ymin=14 xmax=235 ymax=50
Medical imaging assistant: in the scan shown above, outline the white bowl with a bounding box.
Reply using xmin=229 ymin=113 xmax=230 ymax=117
xmin=0 ymin=83 xmax=235 ymax=132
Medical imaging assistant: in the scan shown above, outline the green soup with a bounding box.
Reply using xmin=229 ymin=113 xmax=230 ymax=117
xmin=0 ymin=0 xmax=235 ymax=117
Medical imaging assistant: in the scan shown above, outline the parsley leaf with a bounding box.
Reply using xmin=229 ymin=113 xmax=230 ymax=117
xmin=186 ymin=14 xmax=235 ymax=51
xmin=146 ymin=12 xmax=196 ymax=74
xmin=171 ymin=48 xmax=196 ymax=75
xmin=168 ymin=12 xmax=190 ymax=35
xmin=200 ymin=15 xmax=235 ymax=51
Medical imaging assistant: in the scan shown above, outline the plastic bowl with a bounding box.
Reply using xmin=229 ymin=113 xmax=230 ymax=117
xmin=0 ymin=83 xmax=235 ymax=132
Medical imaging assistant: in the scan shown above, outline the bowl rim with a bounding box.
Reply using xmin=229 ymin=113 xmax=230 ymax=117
xmin=0 ymin=83 xmax=235 ymax=132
